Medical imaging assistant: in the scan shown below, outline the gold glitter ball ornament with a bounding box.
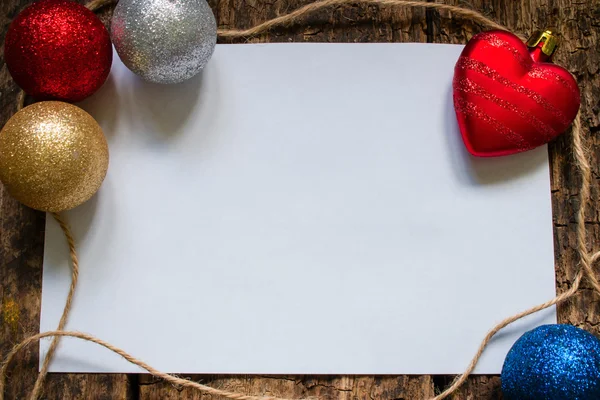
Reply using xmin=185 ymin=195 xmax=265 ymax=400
xmin=0 ymin=102 xmax=109 ymax=212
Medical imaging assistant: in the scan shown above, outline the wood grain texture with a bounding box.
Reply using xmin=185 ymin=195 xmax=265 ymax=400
xmin=0 ymin=0 xmax=598 ymax=399
xmin=139 ymin=375 xmax=435 ymax=399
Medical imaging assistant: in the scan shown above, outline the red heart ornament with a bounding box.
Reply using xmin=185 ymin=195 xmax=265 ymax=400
xmin=453 ymin=30 xmax=580 ymax=157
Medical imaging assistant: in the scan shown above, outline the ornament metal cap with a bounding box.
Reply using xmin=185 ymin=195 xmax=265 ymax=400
xmin=526 ymin=30 xmax=559 ymax=58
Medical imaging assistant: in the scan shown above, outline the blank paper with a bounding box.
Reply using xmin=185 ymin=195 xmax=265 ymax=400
xmin=41 ymin=43 xmax=556 ymax=374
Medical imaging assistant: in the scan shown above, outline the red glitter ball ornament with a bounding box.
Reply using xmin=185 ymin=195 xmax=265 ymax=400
xmin=4 ymin=0 xmax=112 ymax=102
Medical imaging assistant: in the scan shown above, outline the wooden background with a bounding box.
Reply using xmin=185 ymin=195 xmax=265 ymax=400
xmin=1 ymin=0 xmax=599 ymax=398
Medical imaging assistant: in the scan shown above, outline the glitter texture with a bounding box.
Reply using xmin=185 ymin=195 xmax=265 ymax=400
xmin=529 ymin=66 xmax=580 ymax=96
xmin=111 ymin=0 xmax=217 ymax=84
xmin=4 ymin=0 xmax=112 ymax=102
xmin=455 ymin=57 xmax=571 ymax=126
xmin=454 ymin=77 xmax=556 ymax=142
xmin=0 ymin=102 xmax=109 ymax=212
xmin=472 ymin=32 xmax=532 ymax=69
xmin=501 ymin=324 xmax=600 ymax=400
xmin=454 ymin=96 xmax=531 ymax=151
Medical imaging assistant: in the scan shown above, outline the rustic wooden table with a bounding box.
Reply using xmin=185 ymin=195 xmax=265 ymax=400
xmin=1 ymin=0 xmax=599 ymax=398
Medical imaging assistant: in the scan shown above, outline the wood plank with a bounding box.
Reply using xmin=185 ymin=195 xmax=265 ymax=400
xmin=139 ymin=375 xmax=436 ymax=399
xmin=2 ymin=0 xmax=599 ymax=399
xmin=429 ymin=0 xmax=600 ymax=397
xmin=0 ymin=1 xmax=131 ymax=399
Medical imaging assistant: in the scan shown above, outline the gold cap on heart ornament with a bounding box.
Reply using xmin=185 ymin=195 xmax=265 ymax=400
xmin=526 ymin=30 xmax=559 ymax=59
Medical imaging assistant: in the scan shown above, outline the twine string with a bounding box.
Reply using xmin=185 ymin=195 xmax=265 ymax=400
xmin=435 ymin=270 xmax=585 ymax=399
xmin=2 ymin=1 xmax=595 ymax=400
xmin=214 ymin=0 xmax=515 ymax=39
xmin=86 ymin=0 xmax=117 ymax=11
xmin=0 ymin=332 xmax=290 ymax=400
xmin=28 ymin=214 xmax=79 ymax=400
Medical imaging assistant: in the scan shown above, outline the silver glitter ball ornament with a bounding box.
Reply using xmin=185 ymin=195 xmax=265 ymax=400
xmin=111 ymin=0 xmax=217 ymax=84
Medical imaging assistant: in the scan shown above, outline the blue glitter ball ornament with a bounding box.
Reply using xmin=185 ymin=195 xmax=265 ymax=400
xmin=501 ymin=324 xmax=600 ymax=400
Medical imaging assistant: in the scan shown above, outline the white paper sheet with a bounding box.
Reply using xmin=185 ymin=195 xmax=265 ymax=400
xmin=41 ymin=43 xmax=557 ymax=374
